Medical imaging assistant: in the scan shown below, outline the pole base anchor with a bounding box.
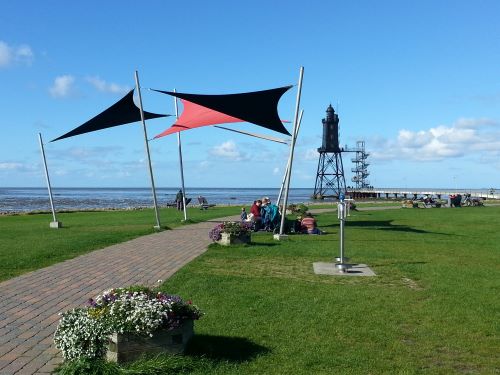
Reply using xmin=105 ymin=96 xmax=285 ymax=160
xmin=335 ymin=263 xmax=352 ymax=273
xmin=49 ymin=221 xmax=62 ymax=229
xmin=273 ymin=234 xmax=289 ymax=241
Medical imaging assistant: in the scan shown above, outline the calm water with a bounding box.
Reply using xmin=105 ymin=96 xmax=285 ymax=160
xmin=1 ymin=187 xmax=496 ymax=214
xmin=0 ymin=187 xmax=317 ymax=213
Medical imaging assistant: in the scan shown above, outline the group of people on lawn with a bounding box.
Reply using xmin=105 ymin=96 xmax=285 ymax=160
xmin=175 ymin=189 xmax=320 ymax=234
xmin=242 ymin=197 xmax=280 ymax=232
xmin=241 ymin=197 xmax=321 ymax=234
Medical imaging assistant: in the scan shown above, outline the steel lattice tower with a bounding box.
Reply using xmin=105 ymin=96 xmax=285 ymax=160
xmin=313 ymin=105 xmax=346 ymax=199
xmin=351 ymin=141 xmax=370 ymax=189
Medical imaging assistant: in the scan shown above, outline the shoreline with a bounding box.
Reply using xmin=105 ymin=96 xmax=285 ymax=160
xmin=2 ymin=196 xmax=498 ymax=217
xmin=0 ymin=199 xmax=410 ymax=217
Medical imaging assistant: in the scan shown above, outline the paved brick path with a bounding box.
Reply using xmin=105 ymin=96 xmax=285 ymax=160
xmin=0 ymin=215 xmax=238 ymax=375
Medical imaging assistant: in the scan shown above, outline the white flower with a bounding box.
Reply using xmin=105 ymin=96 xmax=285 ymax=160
xmin=54 ymin=287 xmax=202 ymax=360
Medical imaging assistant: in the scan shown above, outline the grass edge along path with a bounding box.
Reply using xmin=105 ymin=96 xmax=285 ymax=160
xmin=0 ymin=206 xmax=241 ymax=282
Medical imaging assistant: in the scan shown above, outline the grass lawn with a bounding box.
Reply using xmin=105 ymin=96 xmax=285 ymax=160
xmin=143 ymin=206 xmax=498 ymax=374
xmin=0 ymin=206 xmax=240 ymax=282
xmin=4 ymin=205 xmax=498 ymax=374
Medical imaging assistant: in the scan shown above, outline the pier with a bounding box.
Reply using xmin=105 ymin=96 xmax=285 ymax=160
xmin=348 ymin=188 xmax=499 ymax=200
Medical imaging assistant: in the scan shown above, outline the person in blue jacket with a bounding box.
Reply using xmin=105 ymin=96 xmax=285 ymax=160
xmin=261 ymin=198 xmax=280 ymax=231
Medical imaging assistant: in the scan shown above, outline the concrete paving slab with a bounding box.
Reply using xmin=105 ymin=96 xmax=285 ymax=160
xmin=313 ymin=262 xmax=377 ymax=276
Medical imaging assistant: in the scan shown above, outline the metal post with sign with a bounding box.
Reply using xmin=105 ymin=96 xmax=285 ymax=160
xmin=313 ymin=196 xmax=376 ymax=277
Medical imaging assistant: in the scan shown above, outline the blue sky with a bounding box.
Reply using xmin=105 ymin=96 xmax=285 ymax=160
xmin=1 ymin=1 xmax=499 ymax=189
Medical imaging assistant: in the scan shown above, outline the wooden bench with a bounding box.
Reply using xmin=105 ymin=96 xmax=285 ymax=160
xmin=197 ymin=196 xmax=216 ymax=210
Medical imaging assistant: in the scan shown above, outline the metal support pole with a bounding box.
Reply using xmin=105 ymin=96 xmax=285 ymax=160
xmin=277 ymin=164 xmax=288 ymax=209
xmin=339 ymin=204 xmax=345 ymax=262
xmin=38 ymin=133 xmax=61 ymax=228
xmin=277 ymin=109 xmax=303 ymax=206
xmin=276 ymin=66 xmax=304 ymax=238
xmin=335 ymin=201 xmax=351 ymax=272
xmin=135 ymin=70 xmax=161 ymax=230
xmin=174 ymin=90 xmax=188 ymax=221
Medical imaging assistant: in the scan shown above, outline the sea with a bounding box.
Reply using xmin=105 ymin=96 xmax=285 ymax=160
xmin=1 ymin=187 xmax=496 ymax=214
xmin=0 ymin=187 xmax=317 ymax=214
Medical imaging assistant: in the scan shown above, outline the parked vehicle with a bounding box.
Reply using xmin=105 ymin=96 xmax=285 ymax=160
xmin=462 ymin=193 xmax=484 ymax=207
xmin=413 ymin=195 xmax=443 ymax=208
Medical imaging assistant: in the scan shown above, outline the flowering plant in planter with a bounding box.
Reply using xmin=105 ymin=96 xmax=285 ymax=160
xmin=54 ymin=286 xmax=202 ymax=361
xmin=208 ymin=221 xmax=252 ymax=242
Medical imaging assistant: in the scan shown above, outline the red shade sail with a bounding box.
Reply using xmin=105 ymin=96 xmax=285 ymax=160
xmin=151 ymin=85 xmax=292 ymax=137
xmin=154 ymin=99 xmax=245 ymax=138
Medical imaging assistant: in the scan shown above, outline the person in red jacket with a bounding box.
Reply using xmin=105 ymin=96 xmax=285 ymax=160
xmin=301 ymin=212 xmax=321 ymax=234
xmin=250 ymin=200 xmax=262 ymax=231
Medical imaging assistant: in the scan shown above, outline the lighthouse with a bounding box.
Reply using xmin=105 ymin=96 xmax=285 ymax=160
xmin=313 ymin=105 xmax=346 ymax=199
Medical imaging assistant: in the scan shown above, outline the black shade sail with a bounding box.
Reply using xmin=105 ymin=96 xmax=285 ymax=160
xmin=51 ymin=89 xmax=169 ymax=142
xmin=151 ymin=85 xmax=293 ymax=136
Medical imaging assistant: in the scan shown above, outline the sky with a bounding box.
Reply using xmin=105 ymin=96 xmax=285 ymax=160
xmin=1 ymin=0 xmax=500 ymax=189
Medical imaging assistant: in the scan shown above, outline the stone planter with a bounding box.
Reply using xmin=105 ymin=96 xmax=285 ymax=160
xmin=217 ymin=232 xmax=251 ymax=246
xmin=106 ymin=320 xmax=194 ymax=363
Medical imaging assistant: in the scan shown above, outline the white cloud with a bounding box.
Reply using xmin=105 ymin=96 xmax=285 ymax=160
xmin=370 ymin=117 xmax=500 ymax=162
xmin=86 ymin=76 xmax=130 ymax=94
xmin=304 ymin=148 xmax=318 ymax=161
xmin=54 ymin=168 xmax=69 ymax=176
xmin=49 ymin=75 xmax=76 ymax=98
xmin=199 ymin=160 xmax=210 ymax=169
xmin=209 ymin=140 xmax=248 ymax=161
xmin=0 ymin=162 xmax=24 ymax=170
xmin=293 ymin=169 xmax=314 ymax=181
xmin=273 ymin=167 xmax=280 ymax=175
xmin=116 ymin=170 xmax=132 ymax=178
xmin=15 ymin=44 xmax=33 ymax=64
xmin=454 ymin=117 xmax=497 ymax=129
xmin=53 ymin=146 xmax=123 ymax=162
xmin=0 ymin=161 xmax=36 ymax=173
xmin=0 ymin=41 xmax=34 ymax=67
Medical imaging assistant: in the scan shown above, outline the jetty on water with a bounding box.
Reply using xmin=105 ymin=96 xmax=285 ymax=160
xmin=348 ymin=188 xmax=499 ymax=200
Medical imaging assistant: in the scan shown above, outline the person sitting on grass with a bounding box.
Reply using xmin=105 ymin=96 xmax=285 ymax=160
xmin=250 ymin=200 xmax=262 ymax=231
xmin=261 ymin=198 xmax=280 ymax=232
xmin=300 ymin=212 xmax=322 ymax=235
